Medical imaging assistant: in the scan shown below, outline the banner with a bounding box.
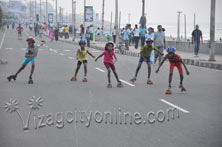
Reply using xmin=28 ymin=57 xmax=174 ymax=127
xmin=85 ymin=6 xmax=93 ymax=22
xmin=48 ymin=13 xmax=53 ymax=24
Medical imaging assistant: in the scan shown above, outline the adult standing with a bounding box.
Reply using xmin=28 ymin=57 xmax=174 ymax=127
xmin=154 ymin=25 xmax=166 ymax=65
xmin=112 ymin=26 xmax=117 ymax=43
xmin=80 ymin=24 xmax=85 ymax=39
xmin=140 ymin=25 xmax=147 ymax=47
xmin=145 ymin=27 xmax=155 ymax=62
xmin=86 ymin=26 xmax=91 ymax=47
xmin=123 ymin=25 xmax=131 ymax=50
xmin=49 ymin=27 xmax=55 ymax=42
xmin=191 ymin=25 xmax=203 ymax=57
xmin=54 ymin=27 xmax=59 ymax=41
xmin=133 ymin=24 xmax=140 ymax=49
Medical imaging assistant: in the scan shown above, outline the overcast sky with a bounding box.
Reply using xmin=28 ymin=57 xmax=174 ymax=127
xmin=50 ymin=0 xmax=222 ymax=25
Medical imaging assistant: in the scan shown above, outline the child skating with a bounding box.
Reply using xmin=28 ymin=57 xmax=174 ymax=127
xmin=70 ymin=40 xmax=95 ymax=82
xmin=95 ymin=41 xmax=123 ymax=88
xmin=156 ymin=47 xmax=190 ymax=95
xmin=7 ymin=37 xmax=46 ymax=84
xmin=130 ymin=38 xmax=163 ymax=85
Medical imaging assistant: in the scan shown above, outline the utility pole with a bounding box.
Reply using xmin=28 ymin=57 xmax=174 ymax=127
xmin=128 ymin=13 xmax=131 ymax=24
xmin=40 ymin=0 xmax=42 ymax=22
xmin=209 ymin=0 xmax=216 ymax=61
xmin=114 ymin=0 xmax=119 ymax=45
xmin=142 ymin=0 xmax=145 ymax=16
xmin=139 ymin=0 xmax=146 ymax=26
xmin=177 ymin=11 xmax=182 ymax=41
xmin=46 ymin=0 xmax=48 ymax=24
xmin=184 ymin=14 xmax=187 ymax=41
xmin=119 ymin=11 xmax=121 ymax=31
xmin=193 ymin=13 xmax=196 ymax=29
xmin=56 ymin=0 xmax=58 ymax=25
xmin=83 ymin=0 xmax=86 ymax=31
xmin=110 ymin=12 xmax=112 ymax=34
xmin=102 ymin=0 xmax=105 ymax=30
xmin=34 ymin=0 xmax=36 ymax=21
xmin=29 ymin=0 xmax=32 ymax=22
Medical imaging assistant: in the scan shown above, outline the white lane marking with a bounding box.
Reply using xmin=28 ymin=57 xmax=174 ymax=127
xmin=68 ymin=57 xmax=74 ymax=59
xmin=160 ymin=99 xmax=190 ymax=113
xmin=54 ymin=50 xmax=58 ymax=53
xmin=21 ymin=48 xmax=26 ymax=50
xmin=45 ymin=46 xmax=48 ymax=48
xmin=49 ymin=48 xmax=53 ymax=51
xmin=64 ymin=50 xmax=70 ymax=52
xmin=95 ymin=67 xmax=105 ymax=73
xmin=5 ymin=48 xmax=13 ymax=50
xmin=92 ymin=50 xmax=100 ymax=53
xmin=60 ymin=53 xmax=64 ymax=56
xmin=120 ymin=79 xmax=135 ymax=87
xmin=0 ymin=31 xmax=6 ymax=51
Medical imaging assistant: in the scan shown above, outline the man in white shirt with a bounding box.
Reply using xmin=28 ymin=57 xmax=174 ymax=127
xmin=133 ymin=24 xmax=140 ymax=49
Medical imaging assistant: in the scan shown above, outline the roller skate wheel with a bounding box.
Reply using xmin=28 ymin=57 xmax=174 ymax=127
xmin=107 ymin=84 xmax=112 ymax=88
xmin=28 ymin=80 xmax=33 ymax=84
xmin=70 ymin=77 xmax=77 ymax=81
xmin=82 ymin=78 xmax=88 ymax=82
xmin=130 ymin=79 xmax=135 ymax=83
xmin=181 ymin=88 xmax=186 ymax=92
xmin=165 ymin=90 xmax=172 ymax=95
xmin=117 ymin=83 xmax=123 ymax=88
xmin=147 ymin=81 xmax=153 ymax=85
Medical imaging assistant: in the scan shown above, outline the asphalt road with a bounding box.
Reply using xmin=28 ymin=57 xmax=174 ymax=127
xmin=0 ymin=28 xmax=221 ymax=147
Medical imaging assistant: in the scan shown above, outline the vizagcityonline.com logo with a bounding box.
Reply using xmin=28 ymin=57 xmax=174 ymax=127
xmin=4 ymin=96 xmax=179 ymax=131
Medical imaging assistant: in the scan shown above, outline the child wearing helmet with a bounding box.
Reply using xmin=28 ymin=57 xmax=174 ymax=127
xmin=70 ymin=40 xmax=95 ymax=82
xmin=130 ymin=38 xmax=163 ymax=85
xmin=95 ymin=41 xmax=123 ymax=88
xmin=7 ymin=37 xmax=46 ymax=84
xmin=156 ymin=47 xmax=190 ymax=94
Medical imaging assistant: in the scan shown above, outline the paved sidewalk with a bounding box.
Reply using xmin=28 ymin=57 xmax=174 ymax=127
xmin=43 ymin=33 xmax=222 ymax=70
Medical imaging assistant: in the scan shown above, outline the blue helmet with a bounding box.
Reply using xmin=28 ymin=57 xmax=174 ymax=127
xmin=166 ymin=47 xmax=176 ymax=53
xmin=79 ymin=40 xmax=86 ymax=45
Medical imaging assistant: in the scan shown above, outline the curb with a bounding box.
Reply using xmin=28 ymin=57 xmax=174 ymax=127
xmin=43 ymin=34 xmax=222 ymax=71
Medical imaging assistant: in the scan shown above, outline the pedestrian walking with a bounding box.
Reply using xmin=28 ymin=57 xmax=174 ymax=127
xmin=70 ymin=40 xmax=95 ymax=82
xmin=156 ymin=47 xmax=190 ymax=95
xmin=112 ymin=26 xmax=117 ymax=43
xmin=95 ymin=41 xmax=123 ymax=88
xmin=145 ymin=27 xmax=155 ymax=62
xmin=154 ymin=25 xmax=166 ymax=65
xmin=39 ymin=26 xmax=43 ymax=39
xmin=49 ymin=27 xmax=55 ymax=42
xmin=140 ymin=25 xmax=147 ymax=47
xmin=191 ymin=25 xmax=203 ymax=57
xmin=7 ymin=37 xmax=46 ymax=84
xmin=123 ymin=25 xmax=131 ymax=50
xmin=86 ymin=26 xmax=91 ymax=47
xmin=54 ymin=27 xmax=59 ymax=41
xmin=16 ymin=24 xmax=24 ymax=40
xmin=130 ymin=38 xmax=163 ymax=85
xmin=133 ymin=24 xmax=140 ymax=49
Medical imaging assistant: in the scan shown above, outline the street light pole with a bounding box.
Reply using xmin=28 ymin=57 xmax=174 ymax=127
xmin=184 ymin=14 xmax=187 ymax=41
xmin=128 ymin=13 xmax=131 ymax=24
xmin=114 ymin=0 xmax=119 ymax=45
xmin=142 ymin=0 xmax=145 ymax=16
xmin=56 ymin=0 xmax=58 ymax=25
xmin=193 ymin=13 xmax=196 ymax=29
xmin=40 ymin=0 xmax=42 ymax=23
xmin=177 ymin=11 xmax=182 ymax=41
xmin=46 ymin=0 xmax=48 ymax=24
xmin=209 ymin=0 xmax=216 ymax=61
xmin=110 ymin=12 xmax=112 ymax=34
xmin=83 ymin=0 xmax=86 ymax=31
xmin=102 ymin=0 xmax=105 ymax=30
